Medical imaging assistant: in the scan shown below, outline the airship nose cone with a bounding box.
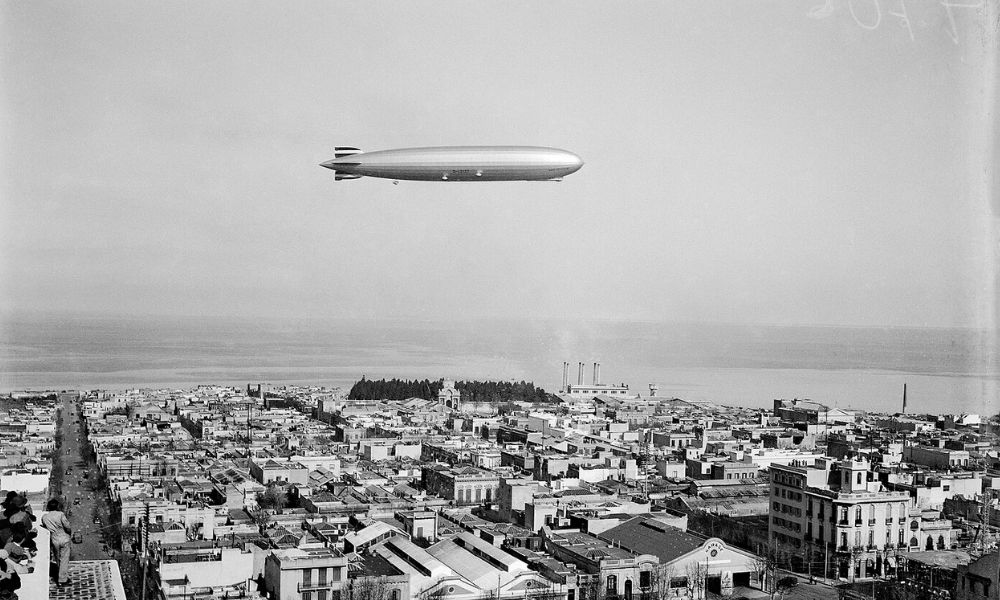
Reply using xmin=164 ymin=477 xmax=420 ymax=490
xmin=562 ymin=151 xmax=584 ymax=172
xmin=320 ymin=160 xmax=338 ymax=170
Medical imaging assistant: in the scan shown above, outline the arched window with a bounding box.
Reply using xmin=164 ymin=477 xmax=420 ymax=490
xmin=937 ymin=535 xmax=945 ymax=549
xmin=910 ymin=536 xmax=918 ymax=547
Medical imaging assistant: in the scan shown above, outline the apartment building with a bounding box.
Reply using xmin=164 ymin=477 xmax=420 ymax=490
xmin=769 ymin=459 xmax=943 ymax=581
xmin=263 ymin=547 xmax=349 ymax=600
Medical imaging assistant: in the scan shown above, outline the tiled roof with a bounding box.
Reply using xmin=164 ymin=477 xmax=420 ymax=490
xmin=49 ymin=560 xmax=127 ymax=600
xmin=599 ymin=515 xmax=705 ymax=564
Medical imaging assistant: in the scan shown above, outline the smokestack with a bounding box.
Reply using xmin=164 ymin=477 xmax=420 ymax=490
xmin=578 ymin=362 xmax=584 ymax=386
xmin=596 ymin=363 xmax=601 ymax=385
xmin=593 ymin=363 xmax=598 ymax=386
xmin=562 ymin=362 xmax=569 ymax=392
xmin=902 ymin=383 xmax=907 ymax=414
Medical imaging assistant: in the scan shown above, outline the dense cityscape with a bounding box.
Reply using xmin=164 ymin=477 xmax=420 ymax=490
xmin=0 ymin=367 xmax=997 ymax=600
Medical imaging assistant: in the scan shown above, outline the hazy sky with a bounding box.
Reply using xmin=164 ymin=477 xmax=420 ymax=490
xmin=2 ymin=1 xmax=997 ymax=328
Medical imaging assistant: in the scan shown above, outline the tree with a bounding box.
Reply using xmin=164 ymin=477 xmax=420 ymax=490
xmin=642 ymin=564 xmax=675 ymax=600
xmin=256 ymin=484 xmax=288 ymax=511
xmin=750 ymin=542 xmax=780 ymax=599
xmin=577 ymin=575 xmax=606 ymax=600
xmin=249 ymin=507 xmax=272 ymax=533
xmin=345 ymin=575 xmax=392 ymax=600
xmin=684 ymin=562 xmax=709 ymax=600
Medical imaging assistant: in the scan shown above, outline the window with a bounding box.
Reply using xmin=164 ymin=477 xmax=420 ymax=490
xmin=303 ymin=593 xmax=312 ymax=600
xmin=606 ymin=575 xmax=618 ymax=595
xmin=303 ymin=569 xmax=312 ymax=587
xmin=639 ymin=572 xmax=651 ymax=589
xmin=669 ymin=577 xmax=688 ymax=589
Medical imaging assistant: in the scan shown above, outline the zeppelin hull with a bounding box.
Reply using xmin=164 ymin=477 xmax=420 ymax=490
xmin=320 ymin=146 xmax=583 ymax=182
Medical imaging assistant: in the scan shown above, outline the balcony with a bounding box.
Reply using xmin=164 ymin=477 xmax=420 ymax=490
xmin=299 ymin=582 xmax=334 ymax=592
xmin=838 ymin=545 xmax=849 ymax=552
xmin=839 ymin=519 xmax=848 ymax=526
xmin=868 ymin=519 xmax=876 ymax=526
xmin=898 ymin=518 xmax=905 ymax=524
xmin=854 ymin=520 xmax=863 ymax=527
xmin=885 ymin=518 xmax=893 ymax=524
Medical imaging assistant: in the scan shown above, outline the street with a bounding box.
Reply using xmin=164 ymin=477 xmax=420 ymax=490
xmin=55 ymin=395 xmax=114 ymax=561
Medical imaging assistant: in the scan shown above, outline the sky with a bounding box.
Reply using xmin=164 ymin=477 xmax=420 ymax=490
xmin=1 ymin=1 xmax=997 ymax=329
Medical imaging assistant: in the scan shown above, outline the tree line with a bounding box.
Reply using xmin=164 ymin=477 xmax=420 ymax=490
xmin=348 ymin=377 xmax=551 ymax=404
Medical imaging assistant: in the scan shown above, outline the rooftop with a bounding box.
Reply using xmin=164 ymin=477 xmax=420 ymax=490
xmin=49 ymin=561 xmax=127 ymax=600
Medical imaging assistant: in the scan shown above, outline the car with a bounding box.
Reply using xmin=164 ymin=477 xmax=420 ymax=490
xmin=93 ymin=517 xmax=101 ymax=524
xmin=72 ymin=533 xmax=83 ymax=544
xmin=73 ymin=498 xmax=81 ymax=505
xmin=65 ymin=469 xmax=71 ymax=475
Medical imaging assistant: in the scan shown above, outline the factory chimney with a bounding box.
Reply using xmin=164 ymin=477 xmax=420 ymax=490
xmin=596 ymin=363 xmax=601 ymax=385
xmin=578 ymin=362 xmax=584 ymax=386
xmin=562 ymin=362 xmax=569 ymax=392
xmin=902 ymin=383 xmax=907 ymax=414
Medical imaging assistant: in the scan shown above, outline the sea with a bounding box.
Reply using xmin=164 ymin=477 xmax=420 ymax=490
xmin=0 ymin=312 xmax=996 ymax=416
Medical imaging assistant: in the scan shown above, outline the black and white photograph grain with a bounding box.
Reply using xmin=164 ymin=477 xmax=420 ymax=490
xmin=1 ymin=2 xmax=998 ymax=600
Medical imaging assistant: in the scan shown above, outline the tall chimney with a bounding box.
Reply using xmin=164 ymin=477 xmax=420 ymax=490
xmin=902 ymin=383 xmax=907 ymax=414
xmin=593 ymin=363 xmax=598 ymax=386
xmin=596 ymin=363 xmax=601 ymax=386
xmin=562 ymin=362 xmax=569 ymax=392
xmin=578 ymin=362 xmax=584 ymax=386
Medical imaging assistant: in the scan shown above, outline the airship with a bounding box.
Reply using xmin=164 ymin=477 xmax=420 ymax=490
xmin=319 ymin=146 xmax=583 ymax=182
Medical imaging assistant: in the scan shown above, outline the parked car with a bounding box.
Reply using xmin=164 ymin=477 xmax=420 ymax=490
xmin=73 ymin=498 xmax=81 ymax=505
xmin=72 ymin=533 xmax=83 ymax=544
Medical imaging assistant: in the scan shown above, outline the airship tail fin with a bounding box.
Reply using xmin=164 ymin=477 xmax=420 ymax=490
xmin=334 ymin=172 xmax=362 ymax=180
xmin=334 ymin=147 xmax=363 ymax=158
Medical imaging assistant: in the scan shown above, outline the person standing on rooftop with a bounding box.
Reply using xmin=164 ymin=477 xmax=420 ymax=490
xmin=40 ymin=499 xmax=72 ymax=586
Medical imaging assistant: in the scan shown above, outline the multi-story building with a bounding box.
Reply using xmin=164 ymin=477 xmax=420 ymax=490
xmin=421 ymin=464 xmax=500 ymax=505
xmin=263 ymin=547 xmax=349 ymax=600
xmin=769 ymin=458 xmax=948 ymax=581
xmin=903 ymin=445 xmax=972 ymax=470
